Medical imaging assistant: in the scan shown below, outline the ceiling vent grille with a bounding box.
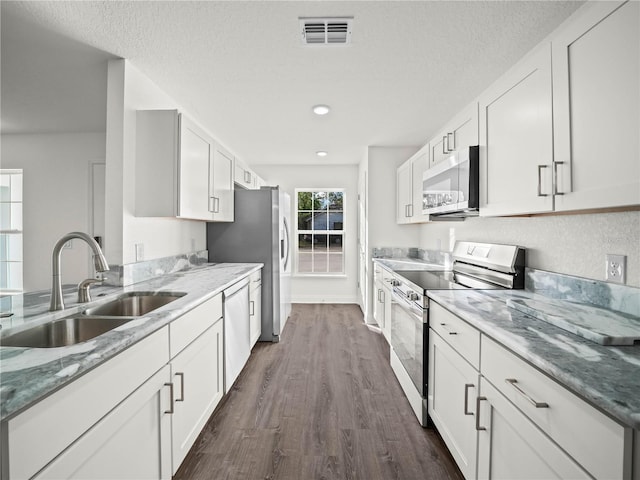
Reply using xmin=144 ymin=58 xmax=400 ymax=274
xmin=299 ymin=17 xmax=353 ymax=45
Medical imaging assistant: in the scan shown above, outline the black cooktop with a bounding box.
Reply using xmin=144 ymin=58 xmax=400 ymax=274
xmin=395 ymin=270 xmax=503 ymax=292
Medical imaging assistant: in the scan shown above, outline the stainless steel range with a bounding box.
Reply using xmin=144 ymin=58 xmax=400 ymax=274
xmin=388 ymin=241 xmax=525 ymax=426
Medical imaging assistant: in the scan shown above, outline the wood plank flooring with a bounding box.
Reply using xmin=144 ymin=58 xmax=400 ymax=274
xmin=174 ymin=304 xmax=464 ymax=480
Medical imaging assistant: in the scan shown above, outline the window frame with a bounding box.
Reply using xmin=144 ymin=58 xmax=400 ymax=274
xmin=294 ymin=188 xmax=346 ymax=277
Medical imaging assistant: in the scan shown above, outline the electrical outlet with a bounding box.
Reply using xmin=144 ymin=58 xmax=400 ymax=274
xmin=605 ymin=254 xmax=626 ymax=284
xmin=135 ymin=243 xmax=144 ymax=262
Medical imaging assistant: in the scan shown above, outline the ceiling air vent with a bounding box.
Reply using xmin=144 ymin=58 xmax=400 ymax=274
xmin=299 ymin=17 xmax=353 ymax=45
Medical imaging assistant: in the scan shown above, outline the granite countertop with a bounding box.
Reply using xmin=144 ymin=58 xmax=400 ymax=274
xmin=0 ymin=262 xmax=262 ymax=422
xmin=427 ymin=288 xmax=640 ymax=430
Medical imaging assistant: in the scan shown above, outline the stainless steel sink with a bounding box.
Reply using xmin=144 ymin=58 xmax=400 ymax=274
xmin=83 ymin=291 xmax=186 ymax=317
xmin=0 ymin=316 xmax=136 ymax=348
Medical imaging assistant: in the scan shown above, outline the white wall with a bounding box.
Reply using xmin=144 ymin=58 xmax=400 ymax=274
xmin=105 ymin=60 xmax=206 ymax=265
xmin=1 ymin=132 xmax=105 ymax=291
xmin=418 ymin=210 xmax=640 ymax=287
xmin=253 ymin=164 xmax=359 ymax=303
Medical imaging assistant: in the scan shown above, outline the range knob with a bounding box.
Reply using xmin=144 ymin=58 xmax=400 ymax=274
xmin=407 ymin=291 xmax=420 ymax=301
xmin=390 ymin=279 xmax=401 ymax=287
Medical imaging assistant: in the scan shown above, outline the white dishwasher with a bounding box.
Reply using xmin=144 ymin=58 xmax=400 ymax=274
xmin=223 ymin=278 xmax=250 ymax=392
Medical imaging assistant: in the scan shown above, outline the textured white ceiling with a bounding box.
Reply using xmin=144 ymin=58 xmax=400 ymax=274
xmin=1 ymin=1 xmax=583 ymax=165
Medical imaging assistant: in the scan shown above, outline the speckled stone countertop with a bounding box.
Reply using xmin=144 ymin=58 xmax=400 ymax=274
xmin=427 ymin=288 xmax=640 ymax=429
xmin=0 ymin=263 xmax=262 ymax=422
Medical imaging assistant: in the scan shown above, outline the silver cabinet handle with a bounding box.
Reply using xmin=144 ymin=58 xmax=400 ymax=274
xmin=440 ymin=322 xmax=457 ymax=335
xmin=380 ymin=290 xmax=385 ymax=303
xmin=442 ymin=136 xmax=448 ymax=155
xmin=537 ymin=165 xmax=550 ymax=197
xmin=476 ymin=396 xmax=487 ymax=431
xmin=250 ymin=300 xmax=255 ymax=316
xmin=447 ymin=132 xmax=455 ymax=152
xmin=408 ymin=204 xmax=413 ymax=217
xmin=244 ymin=170 xmax=252 ymax=184
xmin=505 ymin=378 xmax=549 ymax=408
xmin=464 ymin=383 xmax=475 ymax=416
xmin=208 ymin=197 xmax=216 ymax=212
xmin=214 ymin=197 xmax=220 ymax=213
xmin=164 ymin=382 xmax=175 ymax=414
xmin=175 ymin=372 xmax=185 ymax=402
xmin=553 ymin=161 xmax=565 ymax=196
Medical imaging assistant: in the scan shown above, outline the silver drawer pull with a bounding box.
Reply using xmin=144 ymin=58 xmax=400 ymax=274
xmin=464 ymin=384 xmax=475 ymax=416
xmin=537 ymin=165 xmax=550 ymax=197
xmin=164 ymin=382 xmax=175 ymax=414
xmin=475 ymin=396 xmax=487 ymax=431
xmin=505 ymin=378 xmax=549 ymax=408
xmin=439 ymin=322 xmax=457 ymax=335
xmin=175 ymin=372 xmax=185 ymax=402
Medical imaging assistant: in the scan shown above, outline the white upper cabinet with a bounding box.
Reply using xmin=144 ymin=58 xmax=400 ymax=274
xmin=212 ymin=144 xmax=234 ymax=222
xmin=479 ymin=43 xmax=554 ymax=216
xmin=396 ymin=144 xmax=430 ymax=224
xmin=396 ymin=159 xmax=413 ymax=224
xmin=552 ymin=0 xmax=640 ymax=212
xmin=135 ymin=110 xmax=234 ymax=221
xmin=430 ymin=102 xmax=479 ymax=167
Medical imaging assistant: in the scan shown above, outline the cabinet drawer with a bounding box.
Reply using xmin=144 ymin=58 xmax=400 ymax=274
xmin=481 ymin=335 xmax=627 ymax=480
xmin=429 ymin=302 xmax=480 ymax=369
xmin=170 ymin=293 xmax=222 ymax=358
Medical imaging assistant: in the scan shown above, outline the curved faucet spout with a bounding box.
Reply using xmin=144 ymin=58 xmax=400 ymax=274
xmin=50 ymin=232 xmax=109 ymax=311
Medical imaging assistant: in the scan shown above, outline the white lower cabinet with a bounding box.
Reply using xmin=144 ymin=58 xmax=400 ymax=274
xmin=428 ymin=302 xmax=631 ymax=480
xmin=169 ymin=320 xmax=224 ymax=474
xmin=476 ymin=377 xmax=590 ymax=480
xmin=428 ymin=331 xmax=478 ymax=479
xmin=6 ymin=327 xmax=170 ymax=480
xmin=249 ymin=270 xmax=262 ymax=347
xmin=34 ymin=365 xmax=173 ymax=480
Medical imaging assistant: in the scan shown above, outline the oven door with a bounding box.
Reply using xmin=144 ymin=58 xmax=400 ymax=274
xmin=390 ymin=288 xmax=426 ymax=396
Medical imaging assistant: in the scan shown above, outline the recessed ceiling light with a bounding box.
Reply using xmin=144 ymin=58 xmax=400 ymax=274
xmin=312 ymin=104 xmax=330 ymax=115
xmin=316 ymin=151 xmax=328 ymax=157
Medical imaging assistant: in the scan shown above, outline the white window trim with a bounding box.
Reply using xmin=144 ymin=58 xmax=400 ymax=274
xmin=294 ymin=188 xmax=346 ymax=276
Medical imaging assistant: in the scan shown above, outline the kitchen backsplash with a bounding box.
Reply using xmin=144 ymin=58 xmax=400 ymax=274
xmin=103 ymin=250 xmax=209 ymax=287
xmin=372 ymin=247 xmax=451 ymax=267
xmin=525 ymin=268 xmax=639 ymax=317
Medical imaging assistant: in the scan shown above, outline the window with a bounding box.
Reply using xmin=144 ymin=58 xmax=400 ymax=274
xmin=296 ymin=189 xmax=344 ymax=275
xmin=0 ymin=170 xmax=23 ymax=294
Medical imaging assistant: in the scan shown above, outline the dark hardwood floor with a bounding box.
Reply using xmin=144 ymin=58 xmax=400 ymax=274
xmin=174 ymin=304 xmax=464 ymax=480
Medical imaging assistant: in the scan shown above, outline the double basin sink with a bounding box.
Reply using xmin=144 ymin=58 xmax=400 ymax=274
xmin=0 ymin=291 xmax=186 ymax=348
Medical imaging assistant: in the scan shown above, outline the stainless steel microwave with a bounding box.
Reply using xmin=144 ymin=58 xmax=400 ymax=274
xmin=422 ymin=146 xmax=479 ymax=218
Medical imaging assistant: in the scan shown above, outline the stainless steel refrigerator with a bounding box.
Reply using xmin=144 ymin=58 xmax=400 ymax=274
xmin=206 ymin=187 xmax=292 ymax=342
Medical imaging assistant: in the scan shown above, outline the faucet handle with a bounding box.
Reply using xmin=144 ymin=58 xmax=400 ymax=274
xmin=78 ymin=278 xmax=103 ymax=303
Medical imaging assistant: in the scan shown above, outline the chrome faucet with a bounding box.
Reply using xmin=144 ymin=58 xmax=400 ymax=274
xmin=50 ymin=232 xmax=110 ymax=311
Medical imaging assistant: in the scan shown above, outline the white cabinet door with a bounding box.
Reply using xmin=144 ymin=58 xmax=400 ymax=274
xmin=410 ymin=146 xmax=429 ymax=223
xmin=373 ymin=278 xmax=385 ymax=331
xmin=35 ymin=365 xmax=173 ymax=480
xmin=136 ymin=110 xmax=215 ymax=221
xmin=430 ymin=102 xmax=479 ymax=166
xmin=552 ymin=0 xmax=640 ymax=211
xmin=476 ymin=377 xmax=590 ymax=480
xmin=428 ymin=330 xmax=479 ymax=480
xmin=170 ymin=320 xmax=224 ymax=474
xmin=479 ymin=43 xmax=554 ymax=216
xmin=382 ymin=282 xmax=392 ymax=342
xmin=179 ymin=115 xmax=214 ymax=220
xmin=211 ymin=144 xmax=235 ymax=222
xmin=396 ymin=160 xmax=413 ymax=223
xmin=249 ymin=271 xmax=262 ymax=346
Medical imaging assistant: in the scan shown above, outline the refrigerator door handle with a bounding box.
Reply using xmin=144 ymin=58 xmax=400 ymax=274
xmin=282 ymin=216 xmax=290 ymax=272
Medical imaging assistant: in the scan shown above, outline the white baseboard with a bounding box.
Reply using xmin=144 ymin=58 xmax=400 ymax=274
xmin=292 ymin=294 xmax=359 ymax=304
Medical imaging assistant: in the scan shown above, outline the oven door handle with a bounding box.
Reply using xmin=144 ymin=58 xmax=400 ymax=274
xmin=391 ymin=290 xmax=424 ymax=321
